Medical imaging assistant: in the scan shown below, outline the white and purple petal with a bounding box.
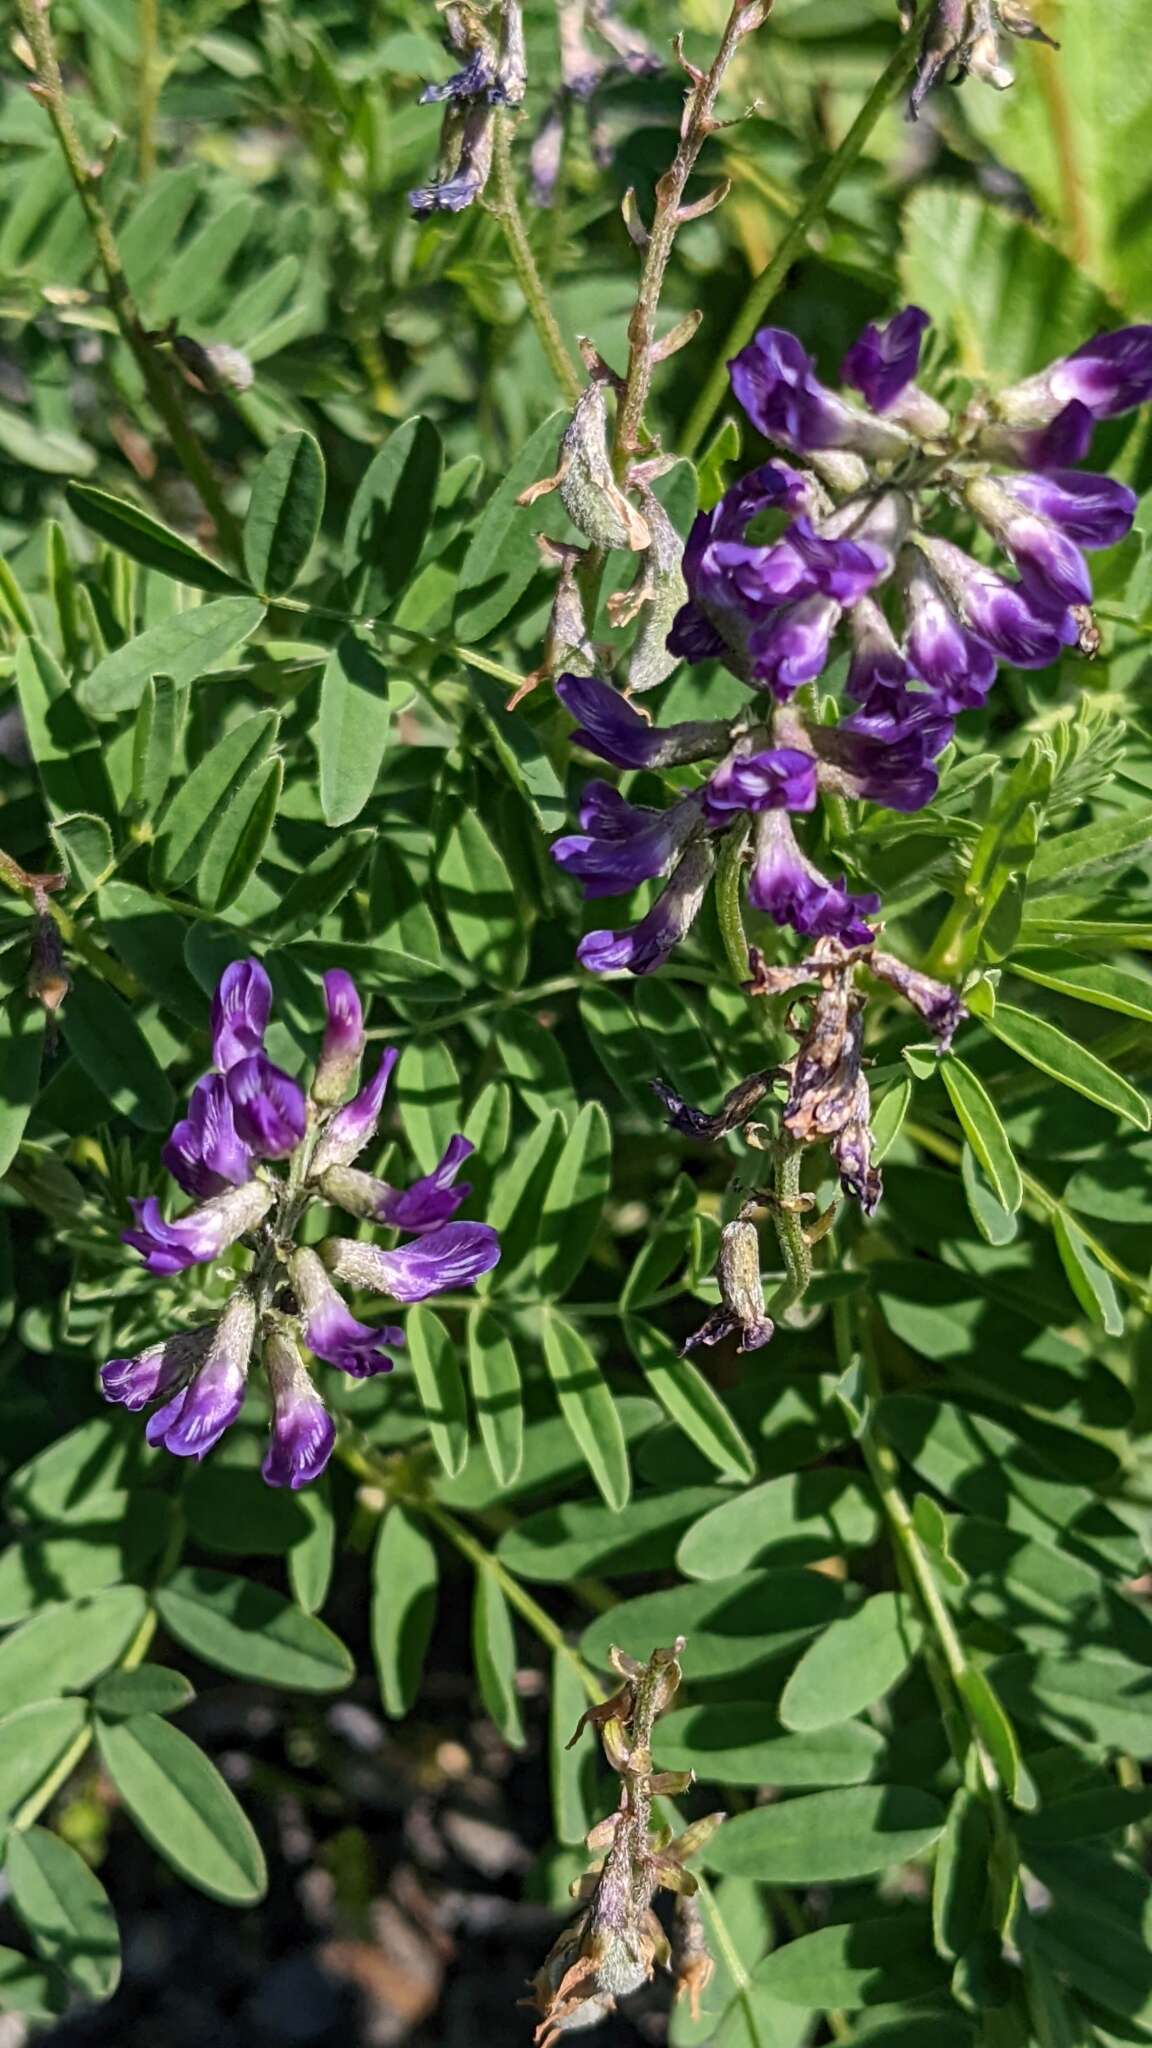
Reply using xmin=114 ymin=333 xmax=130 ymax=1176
xmin=210 ymin=958 xmax=272 ymax=1073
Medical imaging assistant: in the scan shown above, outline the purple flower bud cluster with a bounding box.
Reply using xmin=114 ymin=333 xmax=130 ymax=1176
xmin=409 ymin=0 xmax=527 ymax=216
xmin=548 ymin=311 xmax=1148 ymax=975
xmin=104 ymin=960 xmax=500 ymax=1489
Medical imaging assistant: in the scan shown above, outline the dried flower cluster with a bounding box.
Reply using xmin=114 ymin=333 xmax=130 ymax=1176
xmin=104 ymin=960 xmax=500 ymax=1487
xmin=527 ymin=1640 xmax=723 ymax=2043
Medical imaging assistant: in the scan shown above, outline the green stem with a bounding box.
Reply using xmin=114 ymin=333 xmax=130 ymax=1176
xmin=487 ymin=112 xmax=583 ymax=405
xmin=680 ymin=10 xmax=926 ymax=459
xmin=766 ymin=1139 xmax=812 ymax=1319
xmin=16 ymin=0 xmax=242 ymax=563
xmin=365 ymin=974 xmax=584 ymax=1042
xmin=714 ymin=821 xmax=751 ymax=986
xmin=423 ymin=1501 xmax=602 ymax=1701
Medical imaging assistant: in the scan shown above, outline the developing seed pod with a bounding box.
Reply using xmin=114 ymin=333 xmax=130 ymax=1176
xmin=608 ymin=486 xmax=688 ymax=694
xmin=519 ymin=378 xmax=651 ymax=552
xmin=682 ymin=1217 xmax=773 ymax=1354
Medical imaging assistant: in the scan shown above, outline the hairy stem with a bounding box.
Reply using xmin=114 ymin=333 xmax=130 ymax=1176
xmin=680 ymin=8 xmax=925 ymax=459
xmin=766 ymin=1136 xmax=812 ymax=1316
xmin=612 ymin=0 xmax=771 ymax=466
xmin=16 ymin=0 xmax=242 ymax=562
xmin=488 ymin=112 xmax=583 ymax=405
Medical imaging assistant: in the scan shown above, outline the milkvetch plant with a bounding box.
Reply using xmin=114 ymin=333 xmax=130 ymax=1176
xmin=1 ymin=0 xmax=1152 ymax=2042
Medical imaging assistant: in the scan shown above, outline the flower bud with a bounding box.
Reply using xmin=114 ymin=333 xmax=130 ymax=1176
xmin=144 ymin=1288 xmax=256 ymax=1460
xmin=312 ymin=969 xmax=365 ymax=1108
xmin=261 ymin=1323 xmax=335 ymax=1490
xmin=309 ymin=1048 xmax=398 ymax=1177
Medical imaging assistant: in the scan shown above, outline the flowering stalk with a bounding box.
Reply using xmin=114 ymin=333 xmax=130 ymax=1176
xmin=104 ymin=960 xmax=500 ymax=1487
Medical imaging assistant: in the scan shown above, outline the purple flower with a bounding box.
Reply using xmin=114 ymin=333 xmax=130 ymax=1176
xmin=747 ymin=593 xmax=841 ymax=696
xmin=211 ymin=958 xmax=272 ymax=1072
xmin=552 ymin=787 xmax=705 ymax=899
xmin=309 ymin=1048 xmax=399 ymax=1178
xmin=998 ymin=470 xmax=1137 ymax=549
xmin=899 ymin=549 xmax=998 ymax=710
xmin=729 ymin=327 xmax=911 ymax=462
xmin=1001 ymin=326 xmax=1152 ymax=425
xmin=666 ymin=601 xmax=727 ymax=665
xmin=844 ymin=596 xmax=917 ymax=709
xmin=163 ymin=1074 xmax=253 ymax=1201
xmin=100 ymin=1325 xmax=215 ymax=1413
xmin=419 ymin=50 xmax=498 ymax=103
xmin=409 ymin=104 xmax=494 ymax=215
xmin=576 ymin=837 xmax=716 ymax=975
xmin=123 ymin=1180 xmax=273 ymax=1276
xmin=261 ymin=1328 xmax=336 ymax=1490
xmin=977 ymin=400 xmax=1096 ymax=471
xmin=322 ymin=1221 xmax=502 ymax=1302
xmin=290 ymin=1248 xmax=401 ymax=1378
xmin=841 ymin=307 xmax=930 ymax=414
xmin=144 ymin=1291 xmax=255 ymax=1461
xmin=556 ymin=673 xmax=729 ymax=770
xmin=813 ymin=701 xmax=952 ymax=814
xmin=747 ymin=810 xmax=877 ymax=945
xmin=704 ymin=747 xmax=818 ymax=820
xmin=320 ymin=1135 xmax=475 ymax=1234
xmin=313 ymin=969 xmax=365 ymax=1107
xmin=965 ymin=474 xmax=1091 ymax=608
xmin=920 ymin=538 xmax=1077 ymax=669
xmin=227 ymin=1053 xmax=308 ymax=1161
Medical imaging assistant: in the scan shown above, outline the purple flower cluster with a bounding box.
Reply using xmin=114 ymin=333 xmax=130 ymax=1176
xmin=548 ymin=313 xmax=1149 ymax=975
xmin=105 ymin=960 xmax=500 ymax=1489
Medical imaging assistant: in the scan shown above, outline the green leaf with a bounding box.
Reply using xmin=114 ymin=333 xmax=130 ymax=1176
xmin=0 ymin=997 xmax=44 ymax=1179
xmin=4 ymin=1417 xmax=150 ymax=1524
xmin=242 ymin=430 xmax=325 ymax=596
xmin=469 ymin=671 xmax=569 ymax=834
xmin=78 ymin=596 xmax=266 ymax=718
xmin=0 ymin=405 xmax=95 ymax=477
xmin=287 ymin=1481 xmax=336 ymax=1618
xmin=960 ymin=1141 xmax=1019 ymax=1247
xmin=622 ymin=1320 xmax=757 ymax=1483
xmin=534 ymin=1101 xmax=611 ymax=1298
xmin=941 ymin=1057 xmax=1023 ymax=1212
xmin=397 ymin=1038 xmax=463 ymax=1177
xmin=581 ymin=1570 xmax=848 ymax=1681
xmin=262 ymin=829 xmax=372 ymax=942
xmin=405 ymin=1306 xmax=470 ymax=1478
xmin=51 ymin=813 xmax=115 ymax=893
xmin=498 ymin=1486 xmax=724 ymax=1583
xmin=872 ymin=1076 xmax=913 ymax=1163
xmin=371 ymin=1505 xmax=438 ymax=1718
xmin=898 ymin=186 xmax=1111 ymax=381
xmin=705 ymin=1785 xmax=946 ymax=1884
xmin=541 ymin=1312 xmax=631 ymax=1513
xmin=750 ymin=1912 xmax=944 ymax=2009
xmin=60 ymin=970 xmax=175 ymax=1130
xmin=93 ymin=1665 xmax=195 ymax=1721
xmin=696 ymin=416 xmax=741 ymax=510
xmin=677 ymin=1471 xmax=879 ymax=1580
xmin=0 ymin=1588 xmax=147 ymax=1714
xmin=130 ymin=674 xmax=187 ymax=817
xmin=343 ymin=416 xmax=442 ymax=610
xmin=15 ymin=637 xmax=114 ymax=819
xmin=466 ymin=1309 xmax=524 ymax=1488
xmin=317 ymin=632 xmax=398 ymax=827
xmin=471 ymin=1570 xmax=524 ymax=1748
xmin=0 ymin=1700 xmax=87 ymax=1821
xmin=1053 ymin=1210 xmax=1125 ymax=1336
xmin=454 ymin=412 xmax=565 ymax=640
xmin=494 ymin=1010 xmax=573 ymax=1119
xmin=990 ymin=1650 xmax=1152 ymax=1757
xmin=66 ymin=482 xmax=244 ymax=594
xmin=983 ymin=1002 xmax=1149 ymax=1130
xmin=549 ymin=1648 xmax=599 ymax=1848
xmin=196 ymin=754 xmax=283 ymax=913
xmin=154 ymin=1567 xmax=354 ymax=1692
xmin=94 ymin=882 xmax=204 ymax=1023
xmin=7 ymin=1826 xmax=120 ymax=2001
xmin=579 ymin=983 xmax=658 ymax=1112
xmin=151 ymin=710 xmax=279 ymax=891
xmin=96 ymin=1714 xmax=267 ymax=1905
xmin=436 ymin=808 xmax=523 ymax=984
xmin=1010 ymin=950 xmax=1152 ymax=1026
xmin=481 ymin=1109 xmax=568 ymax=1282
xmin=779 ymin=1593 xmax=923 ymax=1733
xmin=933 ymin=1789 xmax=992 ymax=1962
xmin=1019 ymin=1784 xmax=1152 ymax=1848
xmin=0 ymin=1945 xmax=68 ymax=2021
xmin=1029 ymin=806 xmax=1152 ymax=893
xmin=655 ymin=1705 xmax=885 ymax=1791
